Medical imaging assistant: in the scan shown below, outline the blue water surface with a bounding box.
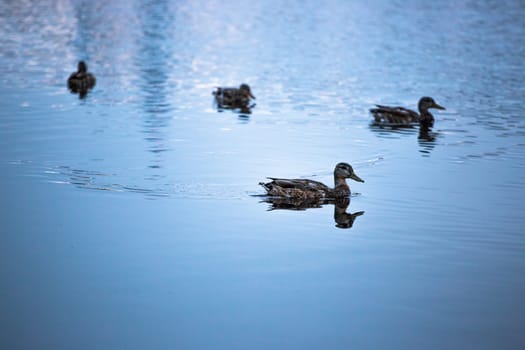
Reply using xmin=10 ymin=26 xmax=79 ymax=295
xmin=1 ymin=1 xmax=525 ymax=349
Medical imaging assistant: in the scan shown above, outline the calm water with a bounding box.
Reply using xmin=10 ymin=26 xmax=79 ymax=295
xmin=1 ymin=0 xmax=525 ymax=349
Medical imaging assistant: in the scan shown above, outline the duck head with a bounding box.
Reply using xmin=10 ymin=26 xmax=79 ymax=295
xmin=335 ymin=162 xmax=364 ymax=183
xmin=418 ymin=97 xmax=445 ymax=114
xmin=239 ymin=84 xmax=255 ymax=99
xmin=78 ymin=61 xmax=88 ymax=73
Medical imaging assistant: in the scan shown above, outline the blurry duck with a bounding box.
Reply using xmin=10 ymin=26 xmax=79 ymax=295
xmin=67 ymin=61 xmax=96 ymax=96
xmin=259 ymin=162 xmax=364 ymax=200
xmin=213 ymin=84 xmax=255 ymax=110
xmin=370 ymin=96 xmax=445 ymax=128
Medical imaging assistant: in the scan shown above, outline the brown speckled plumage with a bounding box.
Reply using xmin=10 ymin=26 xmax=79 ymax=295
xmin=259 ymin=162 xmax=364 ymax=200
xmin=370 ymin=96 xmax=445 ymax=128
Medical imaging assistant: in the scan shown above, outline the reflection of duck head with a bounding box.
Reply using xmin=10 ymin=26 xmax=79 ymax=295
xmin=333 ymin=197 xmax=365 ymax=229
xmin=418 ymin=124 xmax=436 ymax=141
xmin=259 ymin=162 xmax=364 ymax=200
xmin=418 ymin=124 xmax=438 ymax=156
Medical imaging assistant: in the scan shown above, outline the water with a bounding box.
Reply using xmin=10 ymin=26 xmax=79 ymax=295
xmin=1 ymin=0 xmax=525 ymax=349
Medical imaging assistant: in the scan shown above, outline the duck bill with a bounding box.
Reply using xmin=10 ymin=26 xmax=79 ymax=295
xmin=433 ymin=103 xmax=445 ymax=110
xmin=349 ymin=173 xmax=364 ymax=183
xmin=248 ymin=92 xmax=256 ymax=99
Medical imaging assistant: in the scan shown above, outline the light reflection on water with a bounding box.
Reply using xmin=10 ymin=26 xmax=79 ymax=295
xmin=1 ymin=0 xmax=525 ymax=349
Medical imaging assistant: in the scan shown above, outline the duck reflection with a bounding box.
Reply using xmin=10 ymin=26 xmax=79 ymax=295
xmin=368 ymin=123 xmax=419 ymax=138
xmin=418 ymin=125 xmax=438 ymax=155
xmin=262 ymin=196 xmax=365 ymax=229
xmin=333 ymin=197 xmax=365 ymax=229
xmin=418 ymin=124 xmax=437 ymax=141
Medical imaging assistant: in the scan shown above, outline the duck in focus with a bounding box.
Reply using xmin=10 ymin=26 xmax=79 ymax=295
xmin=259 ymin=162 xmax=364 ymax=200
xmin=67 ymin=61 xmax=96 ymax=97
xmin=370 ymin=96 xmax=445 ymax=128
xmin=213 ymin=84 xmax=255 ymax=111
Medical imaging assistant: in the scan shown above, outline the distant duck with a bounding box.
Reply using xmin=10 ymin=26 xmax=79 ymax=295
xmin=259 ymin=162 xmax=364 ymax=200
xmin=68 ymin=61 xmax=96 ymax=95
xmin=213 ymin=84 xmax=255 ymax=110
xmin=370 ymin=96 xmax=445 ymax=128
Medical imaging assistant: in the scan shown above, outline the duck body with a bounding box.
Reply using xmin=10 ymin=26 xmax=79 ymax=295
xmin=370 ymin=105 xmax=420 ymax=126
xmin=370 ymin=97 xmax=445 ymax=128
xmin=68 ymin=61 xmax=96 ymax=94
xmin=261 ymin=178 xmax=334 ymax=200
xmin=213 ymin=84 xmax=255 ymax=110
xmin=259 ymin=162 xmax=364 ymax=200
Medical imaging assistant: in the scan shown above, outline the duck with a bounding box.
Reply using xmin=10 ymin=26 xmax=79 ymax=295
xmin=370 ymin=96 xmax=445 ymax=128
xmin=213 ymin=84 xmax=255 ymax=109
xmin=67 ymin=61 xmax=96 ymax=95
xmin=259 ymin=162 xmax=364 ymax=200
